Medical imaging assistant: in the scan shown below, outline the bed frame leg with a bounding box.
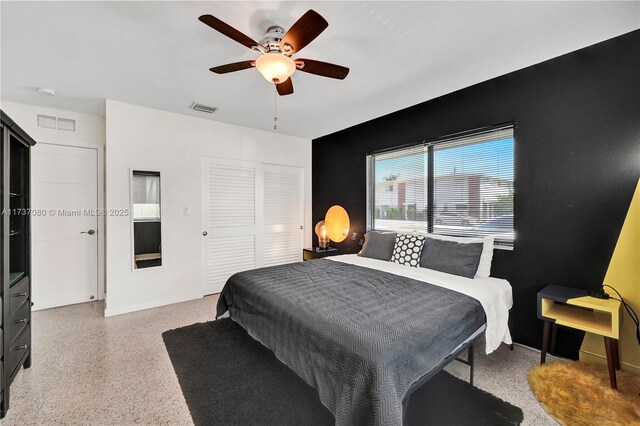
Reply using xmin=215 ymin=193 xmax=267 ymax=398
xmin=469 ymin=344 xmax=474 ymax=386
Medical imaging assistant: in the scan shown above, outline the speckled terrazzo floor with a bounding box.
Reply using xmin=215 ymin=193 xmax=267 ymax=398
xmin=2 ymin=297 xmax=558 ymax=425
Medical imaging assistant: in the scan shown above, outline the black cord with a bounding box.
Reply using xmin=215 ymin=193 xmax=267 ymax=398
xmin=603 ymin=284 xmax=640 ymax=346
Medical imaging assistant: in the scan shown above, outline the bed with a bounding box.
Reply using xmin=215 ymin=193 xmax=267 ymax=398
xmin=216 ymin=254 xmax=513 ymax=426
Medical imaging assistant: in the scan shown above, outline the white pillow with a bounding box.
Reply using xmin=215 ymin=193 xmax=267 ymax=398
xmin=420 ymin=233 xmax=494 ymax=278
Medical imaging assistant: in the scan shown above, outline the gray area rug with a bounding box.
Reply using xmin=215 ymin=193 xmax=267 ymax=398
xmin=163 ymin=318 xmax=523 ymax=426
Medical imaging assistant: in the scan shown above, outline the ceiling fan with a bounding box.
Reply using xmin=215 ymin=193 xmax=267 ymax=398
xmin=199 ymin=10 xmax=349 ymax=96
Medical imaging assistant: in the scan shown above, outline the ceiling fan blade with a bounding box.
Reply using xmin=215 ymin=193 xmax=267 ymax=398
xmin=199 ymin=14 xmax=259 ymax=50
xmin=276 ymin=78 xmax=294 ymax=96
xmin=279 ymin=10 xmax=328 ymax=55
xmin=209 ymin=61 xmax=255 ymax=74
xmin=295 ymin=59 xmax=349 ymax=80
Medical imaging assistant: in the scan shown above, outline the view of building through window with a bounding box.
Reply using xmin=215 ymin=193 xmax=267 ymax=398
xmin=369 ymin=128 xmax=514 ymax=246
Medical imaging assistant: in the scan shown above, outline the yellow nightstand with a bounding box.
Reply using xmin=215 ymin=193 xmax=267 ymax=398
xmin=537 ymin=284 xmax=622 ymax=388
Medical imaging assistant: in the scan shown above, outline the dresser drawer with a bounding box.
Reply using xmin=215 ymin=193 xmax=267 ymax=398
xmin=7 ymin=325 xmax=30 ymax=380
xmin=7 ymin=300 xmax=30 ymax=345
xmin=9 ymin=276 xmax=30 ymax=316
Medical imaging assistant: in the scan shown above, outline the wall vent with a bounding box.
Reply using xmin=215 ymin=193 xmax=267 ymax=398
xmin=57 ymin=117 xmax=76 ymax=132
xmin=37 ymin=114 xmax=77 ymax=132
xmin=37 ymin=114 xmax=57 ymax=129
xmin=190 ymin=102 xmax=217 ymax=114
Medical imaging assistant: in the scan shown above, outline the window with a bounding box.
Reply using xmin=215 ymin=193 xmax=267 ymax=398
xmin=367 ymin=126 xmax=514 ymax=247
xmin=371 ymin=144 xmax=427 ymax=227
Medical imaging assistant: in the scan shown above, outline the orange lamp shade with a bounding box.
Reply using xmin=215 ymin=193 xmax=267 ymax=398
xmin=325 ymin=205 xmax=350 ymax=243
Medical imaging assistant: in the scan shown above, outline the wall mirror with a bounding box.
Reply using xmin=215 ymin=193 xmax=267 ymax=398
xmin=131 ymin=170 xmax=162 ymax=269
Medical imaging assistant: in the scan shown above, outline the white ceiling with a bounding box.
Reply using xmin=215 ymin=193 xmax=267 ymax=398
xmin=1 ymin=1 xmax=638 ymax=139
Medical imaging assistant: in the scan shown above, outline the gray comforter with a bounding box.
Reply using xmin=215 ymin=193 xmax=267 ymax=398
xmin=216 ymin=259 xmax=484 ymax=426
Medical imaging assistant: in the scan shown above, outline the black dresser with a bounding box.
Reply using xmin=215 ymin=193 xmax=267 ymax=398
xmin=1 ymin=110 xmax=35 ymax=417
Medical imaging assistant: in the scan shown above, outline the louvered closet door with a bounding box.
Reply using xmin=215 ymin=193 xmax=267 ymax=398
xmin=202 ymin=158 xmax=261 ymax=295
xmin=262 ymin=164 xmax=304 ymax=267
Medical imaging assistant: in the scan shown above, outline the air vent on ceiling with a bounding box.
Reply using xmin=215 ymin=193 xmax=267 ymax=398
xmin=37 ymin=114 xmax=77 ymax=132
xmin=190 ymin=102 xmax=217 ymax=114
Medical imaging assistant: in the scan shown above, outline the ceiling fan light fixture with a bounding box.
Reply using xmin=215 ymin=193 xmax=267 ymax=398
xmin=200 ymin=10 xmax=348 ymax=95
xmin=255 ymin=52 xmax=296 ymax=84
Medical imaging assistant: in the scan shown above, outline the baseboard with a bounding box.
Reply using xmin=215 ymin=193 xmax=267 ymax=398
xmin=104 ymin=292 xmax=203 ymax=317
xmin=514 ymin=342 xmax=640 ymax=372
xmin=512 ymin=342 xmax=566 ymax=362
xmin=580 ymin=348 xmax=640 ymax=374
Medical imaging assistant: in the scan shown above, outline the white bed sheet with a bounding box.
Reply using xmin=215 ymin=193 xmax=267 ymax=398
xmin=327 ymin=254 xmax=513 ymax=354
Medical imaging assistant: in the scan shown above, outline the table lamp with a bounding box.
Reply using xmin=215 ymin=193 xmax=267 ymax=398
xmin=315 ymin=220 xmax=330 ymax=249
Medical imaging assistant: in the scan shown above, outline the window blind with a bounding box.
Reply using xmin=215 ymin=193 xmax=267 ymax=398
xmin=433 ymin=128 xmax=514 ymax=244
xmin=368 ymin=126 xmax=514 ymax=246
xmin=371 ymin=144 xmax=428 ymax=232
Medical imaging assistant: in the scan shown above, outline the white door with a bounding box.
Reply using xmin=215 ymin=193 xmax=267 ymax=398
xmin=262 ymin=163 xmax=304 ymax=267
xmin=31 ymin=144 xmax=99 ymax=310
xmin=202 ymin=158 xmax=304 ymax=295
xmin=202 ymin=158 xmax=260 ymax=295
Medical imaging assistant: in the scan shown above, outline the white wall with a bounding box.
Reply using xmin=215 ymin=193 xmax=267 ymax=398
xmin=0 ymin=100 xmax=105 ymax=146
xmin=105 ymin=100 xmax=312 ymax=316
xmin=1 ymin=100 xmax=107 ymax=301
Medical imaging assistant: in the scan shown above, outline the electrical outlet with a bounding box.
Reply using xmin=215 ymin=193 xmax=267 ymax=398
xmin=358 ymin=238 xmax=365 ymax=246
xmin=351 ymin=232 xmax=358 ymax=240
xmin=184 ymin=206 xmax=191 ymax=215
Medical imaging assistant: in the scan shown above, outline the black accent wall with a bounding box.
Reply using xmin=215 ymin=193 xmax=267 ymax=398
xmin=312 ymin=30 xmax=640 ymax=358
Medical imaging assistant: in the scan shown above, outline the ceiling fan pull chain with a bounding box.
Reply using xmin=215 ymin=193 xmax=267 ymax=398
xmin=273 ymin=87 xmax=278 ymax=131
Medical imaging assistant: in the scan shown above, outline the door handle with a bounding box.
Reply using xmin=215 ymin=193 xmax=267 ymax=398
xmin=202 ymin=231 xmax=208 ymax=236
xmin=81 ymin=229 xmax=96 ymax=235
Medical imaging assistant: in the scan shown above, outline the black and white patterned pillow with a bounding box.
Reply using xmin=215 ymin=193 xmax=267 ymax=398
xmin=390 ymin=234 xmax=425 ymax=267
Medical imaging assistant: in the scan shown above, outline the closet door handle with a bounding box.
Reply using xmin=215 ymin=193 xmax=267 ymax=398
xmin=14 ymin=345 xmax=28 ymax=351
xmin=13 ymin=292 xmax=27 ymax=297
xmin=15 ymin=318 xmax=27 ymax=324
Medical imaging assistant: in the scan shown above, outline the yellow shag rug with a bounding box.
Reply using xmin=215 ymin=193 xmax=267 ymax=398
xmin=528 ymin=361 xmax=640 ymax=426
